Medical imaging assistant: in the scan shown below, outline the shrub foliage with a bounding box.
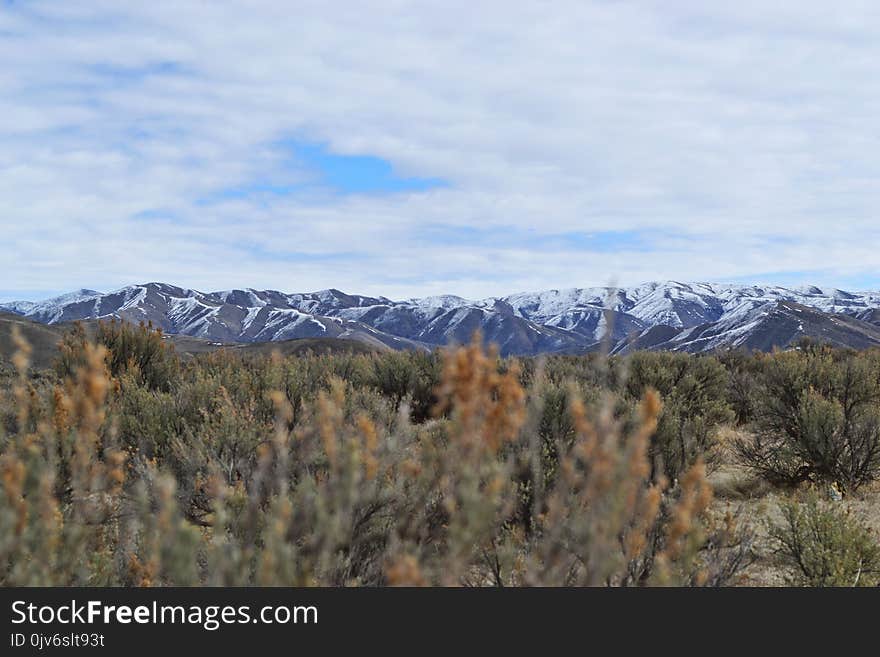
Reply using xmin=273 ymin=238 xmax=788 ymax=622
xmin=770 ymin=494 xmax=880 ymax=586
xmin=11 ymin=323 xmax=880 ymax=586
xmin=734 ymin=343 xmax=880 ymax=491
xmin=0 ymin=323 xmax=755 ymax=586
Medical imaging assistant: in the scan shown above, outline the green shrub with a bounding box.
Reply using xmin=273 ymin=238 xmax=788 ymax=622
xmin=735 ymin=345 xmax=880 ymax=490
xmin=624 ymin=352 xmax=734 ymax=483
xmin=717 ymin=349 xmax=760 ymax=424
xmin=369 ymin=350 xmax=440 ymax=422
xmin=1 ymin=334 xmax=746 ymax=586
xmin=770 ymin=494 xmax=880 ymax=586
xmin=56 ymin=320 xmax=179 ymax=392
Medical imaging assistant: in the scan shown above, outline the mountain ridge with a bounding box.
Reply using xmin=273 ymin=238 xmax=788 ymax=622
xmin=5 ymin=281 xmax=880 ymax=355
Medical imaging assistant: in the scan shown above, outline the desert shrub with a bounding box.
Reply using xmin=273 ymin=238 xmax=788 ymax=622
xmin=735 ymin=345 xmax=880 ymax=491
xmin=520 ymin=390 xmax=701 ymax=586
xmin=327 ymin=352 xmax=374 ymax=389
xmin=113 ymin=375 xmax=180 ymax=458
xmin=716 ymin=349 xmax=760 ymax=424
xmin=539 ymin=353 xmax=624 ymax=390
xmin=624 ymin=352 xmax=734 ymax=483
xmin=537 ymin=384 xmax=576 ymax=453
xmin=0 ymin=332 xmax=750 ymax=586
xmin=769 ymin=494 xmax=880 ymax=586
xmin=523 ymin=380 xmax=607 ymax=494
xmin=53 ymin=321 xmax=90 ymax=382
xmin=56 ymin=320 xmax=179 ymax=392
xmin=369 ymin=350 xmax=441 ymax=421
xmin=97 ymin=320 xmax=179 ymax=391
xmin=0 ymin=338 xmax=127 ymax=585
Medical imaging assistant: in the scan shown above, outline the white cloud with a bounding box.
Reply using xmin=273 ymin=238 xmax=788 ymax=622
xmin=2 ymin=1 xmax=880 ymax=300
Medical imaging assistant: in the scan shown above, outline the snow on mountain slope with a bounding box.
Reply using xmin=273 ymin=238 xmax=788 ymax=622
xmin=2 ymin=289 xmax=104 ymax=322
xmin=5 ymin=281 xmax=880 ymax=355
xmin=1 ymin=300 xmax=37 ymax=315
xmin=614 ymin=301 xmax=880 ymax=354
xmin=0 ymin=283 xmax=420 ymax=350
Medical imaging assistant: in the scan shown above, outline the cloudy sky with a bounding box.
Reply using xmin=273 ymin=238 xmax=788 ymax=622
xmin=2 ymin=1 xmax=880 ymax=302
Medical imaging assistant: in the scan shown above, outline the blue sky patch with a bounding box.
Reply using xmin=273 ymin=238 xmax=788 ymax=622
xmin=286 ymin=140 xmax=447 ymax=195
xmin=194 ymin=140 xmax=447 ymax=206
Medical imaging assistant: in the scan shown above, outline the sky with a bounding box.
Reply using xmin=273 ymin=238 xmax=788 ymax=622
xmin=2 ymin=1 xmax=880 ymax=303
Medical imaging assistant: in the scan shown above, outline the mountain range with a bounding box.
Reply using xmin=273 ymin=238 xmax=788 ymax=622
xmin=4 ymin=281 xmax=880 ymax=356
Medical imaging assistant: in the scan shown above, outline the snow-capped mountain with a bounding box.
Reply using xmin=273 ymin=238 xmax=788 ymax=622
xmin=612 ymin=300 xmax=880 ymax=354
xmin=2 ymin=289 xmax=104 ymax=321
xmin=4 ymin=281 xmax=880 ymax=355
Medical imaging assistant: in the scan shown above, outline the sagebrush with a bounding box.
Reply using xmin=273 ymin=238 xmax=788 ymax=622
xmin=7 ymin=322 xmax=879 ymax=586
